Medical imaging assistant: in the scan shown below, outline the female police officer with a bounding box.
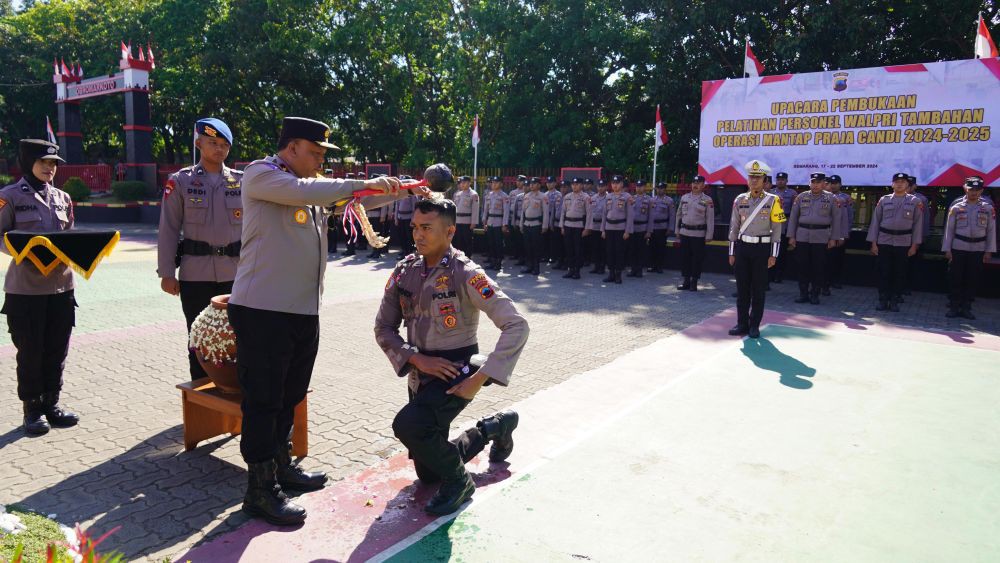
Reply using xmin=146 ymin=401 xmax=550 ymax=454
xmin=0 ymin=139 xmax=79 ymax=435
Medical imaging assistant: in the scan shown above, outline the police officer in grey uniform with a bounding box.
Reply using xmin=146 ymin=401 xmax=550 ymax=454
xmin=601 ymin=175 xmax=632 ymax=284
xmin=367 ymin=175 xmax=390 ymax=259
xmin=728 ymin=160 xmax=786 ymax=338
xmin=787 ymin=172 xmax=844 ymax=305
xmin=586 ymin=179 xmax=609 ymax=274
xmin=453 ymin=175 xmax=479 ymax=255
xmin=647 ymin=182 xmax=675 ymax=273
xmin=551 ymin=180 xmax=569 ymax=269
xmin=376 ymin=198 xmax=528 ymax=515
xmin=824 ymin=175 xmax=852 ymax=290
xmin=228 ymin=117 xmax=420 ymax=525
xmin=545 ymin=178 xmax=564 ymax=266
xmin=867 ymin=172 xmax=925 ymax=312
xmin=675 ymin=175 xmax=714 ymax=290
xmin=769 ymin=172 xmax=797 ymax=283
xmin=560 ymin=178 xmax=589 ymax=279
xmin=393 ymin=182 xmax=417 ymax=256
xmin=1 ymin=139 xmax=80 ymax=435
xmin=942 ymin=176 xmax=995 ymax=319
xmin=519 ymin=177 xmax=549 ymax=276
xmin=482 ymin=176 xmax=509 ymax=270
xmin=157 ymin=118 xmax=243 ymax=381
xmin=509 ymin=179 xmax=526 ymax=265
xmin=626 ymin=180 xmax=653 ymax=277
xmin=903 ymin=175 xmax=931 ymax=296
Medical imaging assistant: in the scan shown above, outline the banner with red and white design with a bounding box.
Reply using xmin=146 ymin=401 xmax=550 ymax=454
xmin=698 ymin=58 xmax=1000 ymax=186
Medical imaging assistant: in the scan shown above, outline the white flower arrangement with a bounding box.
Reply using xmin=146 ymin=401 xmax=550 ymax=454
xmin=188 ymin=305 xmax=236 ymax=366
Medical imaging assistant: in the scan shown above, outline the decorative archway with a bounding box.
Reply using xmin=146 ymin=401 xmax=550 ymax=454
xmin=53 ymin=43 xmax=155 ymax=191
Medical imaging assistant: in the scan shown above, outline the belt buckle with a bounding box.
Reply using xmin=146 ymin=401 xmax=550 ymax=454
xmin=214 ymin=246 xmax=226 ymax=256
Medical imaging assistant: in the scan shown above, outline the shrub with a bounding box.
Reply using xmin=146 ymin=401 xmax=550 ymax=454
xmin=110 ymin=180 xmax=148 ymax=202
xmin=62 ymin=176 xmax=90 ymax=202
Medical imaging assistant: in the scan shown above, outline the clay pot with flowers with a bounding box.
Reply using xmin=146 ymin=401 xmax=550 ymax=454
xmin=188 ymin=294 xmax=241 ymax=393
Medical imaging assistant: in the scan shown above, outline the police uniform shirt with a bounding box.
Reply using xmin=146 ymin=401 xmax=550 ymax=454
xmin=942 ymin=197 xmax=997 ymax=253
xmin=650 ymin=194 xmax=676 ymax=233
xmin=454 ymin=187 xmax=480 ymax=227
xmin=585 ymin=192 xmax=608 ymax=231
xmin=560 ymin=192 xmax=589 ymax=228
xmin=375 ymin=248 xmax=529 ymax=389
xmin=0 ymin=178 xmax=74 ymax=294
xmin=602 ymin=192 xmax=632 ymax=232
xmin=547 ymin=189 xmax=563 ymax=226
xmin=834 ymin=191 xmax=853 ymax=239
xmin=912 ymin=191 xmax=931 ymax=239
xmin=727 ymin=191 xmax=785 ymax=256
xmin=228 ymin=155 xmax=404 ymax=315
xmin=675 ymin=192 xmax=715 ymax=239
xmin=786 ymin=190 xmax=844 ymax=243
xmin=770 ymin=186 xmax=797 ymax=235
xmin=157 ymin=164 xmax=243 ymax=282
xmin=866 ymin=193 xmax=925 ymax=247
xmin=395 ymin=194 xmax=417 ymax=222
xmin=626 ymin=194 xmax=652 ymax=234
xmin=482 ymin=190 xmax=509 ymax=227
xmin=511 ymin=189 xmax=525 ymax=227
xmin=520 ymin=191 xmax=550 ymax=230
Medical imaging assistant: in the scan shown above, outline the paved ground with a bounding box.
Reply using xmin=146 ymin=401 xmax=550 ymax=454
xmin=1 ymin=225 xmax=997 ymax=561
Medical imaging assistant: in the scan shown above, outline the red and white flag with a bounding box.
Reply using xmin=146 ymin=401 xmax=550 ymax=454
xmin=53 ymin=59 xmax=59 ymax=76
xmin=975 ymin=14 xmax=998 ymax=59
xmin=46 ymin=116 xmax=57 ymax=144
xmin=60 ymin=58 xmax=70 ymax=76
xmin=138 ymin=48 xmax=146 ymax=62
xmin=744 ymin=39 xmax=764 ymax=77
xmin=655 ymin=104 xmax=668 ymax=148
xmin=127 ymin=41 xmax=134 ymax=61
xmin=471 ymin=115 xmax=480 ymax=148
xmin=147 ymin=45 xmax=156 ymax=69
xmin=121 ymin=41 xmax=130 ymax=60
xmin=76 ymin=63 xmax=83 ymax=78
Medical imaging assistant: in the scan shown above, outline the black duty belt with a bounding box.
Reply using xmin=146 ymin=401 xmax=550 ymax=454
xmin=606 ymin=219 xmax=625 ymax=224
xmin=415 ymin=344 xmax=491 ymax=388
xmin=955 ymin=234 xmax=987 ymax=243
xmin=633 ymin=221 xmax=647 ymax=225
xmin=457 ymin=212 xmax=472 ymax=217
xmin=179 ymin=239 xmax=241 ymax=257
xmin=680 ymin=223 xmax=706 ymax=230
xmin=564 ymin=216 xmax=585 ymax=221
xmin=879 ymin=227 xmax=912 ymax=236
xmin=488 ymin=213 xmax=504 ymax=217
xmin=798 ymin=223 xmax=831 ymax=230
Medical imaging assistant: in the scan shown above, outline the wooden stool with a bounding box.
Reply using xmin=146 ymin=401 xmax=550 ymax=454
xmin=176 ymin=378 xmax=309 ymax=456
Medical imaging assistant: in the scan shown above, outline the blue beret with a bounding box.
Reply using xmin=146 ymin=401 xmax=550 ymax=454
xmin=196 ymin=118 xmax=233 ymax=146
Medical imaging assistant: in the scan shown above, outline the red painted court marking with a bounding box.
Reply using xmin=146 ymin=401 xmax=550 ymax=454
xmin=174 ymin=309 xmax=992 ymax=561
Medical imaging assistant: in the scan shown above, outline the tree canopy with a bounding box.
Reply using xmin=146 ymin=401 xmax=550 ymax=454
xmin=0 ymin=0 xmax=996 ymax=178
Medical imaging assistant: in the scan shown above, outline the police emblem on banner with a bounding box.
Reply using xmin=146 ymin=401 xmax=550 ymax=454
xmin=833 ymin=72 xmax=848 ymax=92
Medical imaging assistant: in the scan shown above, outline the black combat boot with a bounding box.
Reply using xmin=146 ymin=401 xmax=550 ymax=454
xmin=809 ymin=291 xmax=820 ymax=305
xmin=23 ymin=397 xmax=50 ymax=436
xmin=570 ymin=268 xmax=581 ymax=280
xmin=748 ymin=325 xmax=761 ymax=339
xmin=602 ymin=270 xmax=615 ymax=283
xmin=690 ymin=278 xmax=699 ymax=292
xmin=614 ymin=270 xmax=623 ymax=284
xmin=275 ymin=445 xmax=328 ymax=492
xmin=961 ymin=306 xmax=976 ymax=320
xmin=478 ymin=411 xmax=519 ymax=462
xmin=677 ymin=278 xmax=691 ymax=290
xmin=424 ymin=471 xmax=475 ymax=515
xmin=42 ymin=391 xmax=79 ymax=428
xmin=521 ymin=266 xmax=533 ymax=274
xmin=562 ymin=269 xmax=574 ymax=279
xmin=243 ymin=460 xmax=307 ymax=526
xmin=728 ymin=325 xmax=749 ymax=336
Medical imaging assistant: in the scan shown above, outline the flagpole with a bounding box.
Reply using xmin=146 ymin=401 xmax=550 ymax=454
xmin=652 ymin=139 xmax=658 ymax=197
xmin=473 ymin=144 xmax=478 ymax=193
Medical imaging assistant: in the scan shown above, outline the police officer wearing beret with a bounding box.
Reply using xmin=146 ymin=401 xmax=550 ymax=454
xmin=376 ymin=197 xmax=528 ymax=515
xmin=675 ymin=175 xmax=714 ymax=291
xmin=728 ymin=160 xmax=786 ymax=338
xmin=157 ymin=118 xmax=243 ymax=381
xmin=787 ymin=172 xmax=844 ymax=304
xmin=867 ymin=172 xmax=924 ymax=312
xmin=227 ymin=117 xmax=421 ymax=525
xmin=942 ymin=176 xmax=995 ymax=319
xmin=0 ymin=140 xmax=79 ymax=435
xmin=452 ymin=175 xmax=479 ymax=255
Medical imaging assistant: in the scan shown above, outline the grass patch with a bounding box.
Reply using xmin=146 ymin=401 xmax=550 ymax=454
xmin=0 ymin=505 xmax=71 ymax=562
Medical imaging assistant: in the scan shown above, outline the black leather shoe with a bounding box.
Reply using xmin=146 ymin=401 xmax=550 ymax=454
xmin=562 ymin=271 xmax=574 ymax=279
xmin=479 ymin=411 xmax=519 ymax=462
xmin=728 ymin=325 xmax=749 ymax=336
xmin=677 ymin=278 xmax=691 ymax=290
xmin=276 ymin=447 xmax=327 ymax=492
xmin=23 ymin=399 xmax=50 ymax=436
xmin=614 ymin=271 xmax=623 ymax=284
xmin=521 ymin=267 xmax=533 ymax=274
xmin=794 ymin=294 xmax=809 ymax=303
xmin=531 ymin=269 xmax=540 ymax=276
xmin=243 ymin=460 xmax=307 ymax=526
xmin=626 ymin=270 xmax=639 ymax=278
xmin=570 ymin=270 xmax=581 ymax=279
xmin=342 ymin=249 xmax=355 ymax=256
xmin=425 ymin=472 xmax=475 ymax=515
xmin=42 ymin=392 xmax=79 ymax=428
xmin=748 ymin=326 xmax=761 ymax=339
xmin=809 ymin=295 xmax=820 ymax=305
